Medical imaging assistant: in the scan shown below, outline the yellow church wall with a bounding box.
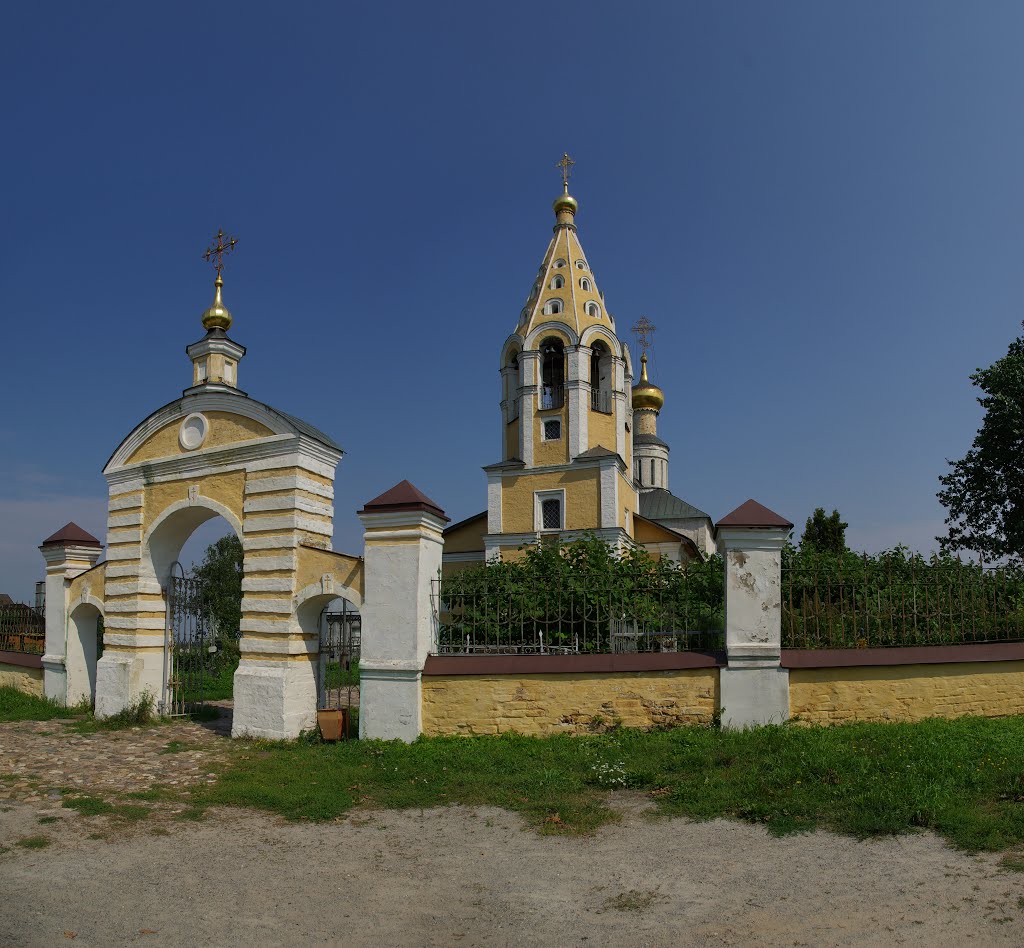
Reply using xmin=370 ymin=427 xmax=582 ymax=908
xmin=126 ymin=411 xmax=276 ymax=464
xmin=501 ymin=469 xmax=600 ymax=533
xmin=633 ymin=516 xmax=678 ymax=545
xmin=587 ymin=409 xmax=616 ymax=455
xmin=533 ymin=409 xmax=570 ymax=466
xmin=422 ymin=668 xmax=719 ymax=736
xmin=504 ymin=417 xmax=519 ymax=459
xmin=142 ymin=470 xmax=246 ymax=533
xmin=789 ymin=662 xmax=1024 ymax=724
xmin=444 ymin=515 xmax=487 ymax=554
xmin=68 ymin=562 xmax=107 ymax=606
xmin=295 ymin=546 xmax=365 ymax=600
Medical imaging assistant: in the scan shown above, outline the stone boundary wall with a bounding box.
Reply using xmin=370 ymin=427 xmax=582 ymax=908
xmin=421 ymin=655 xmax=720 ymax=736
xmin=0 ymin=650 xmax=44 ymax=697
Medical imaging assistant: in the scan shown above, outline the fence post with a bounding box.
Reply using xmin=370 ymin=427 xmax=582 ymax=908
xmin=38 ymin=524 xmax=103 ymax=704
xmin=716 ymin=500 xmax=793 ymax=728
xmin=357 ymin=480 xmax=448 ymax=742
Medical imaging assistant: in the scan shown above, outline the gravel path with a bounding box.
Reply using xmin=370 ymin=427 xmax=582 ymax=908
xmin=1 ymin=717 xmax=1023 ymax=946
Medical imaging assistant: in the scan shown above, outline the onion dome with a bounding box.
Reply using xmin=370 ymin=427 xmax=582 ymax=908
xmin=201 ymin=274 xmax=233 ymax=332
xmin=553 ymin=191 xmax=578 ymax=217
xmin=631 ymin=353 xmax=664 ymax=411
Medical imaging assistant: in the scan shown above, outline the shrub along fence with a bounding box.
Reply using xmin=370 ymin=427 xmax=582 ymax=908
xmin=782 ymin=549 xmax=1024 ymax=649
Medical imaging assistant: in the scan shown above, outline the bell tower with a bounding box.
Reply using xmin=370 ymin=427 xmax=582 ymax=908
xmin=484 ymin=156 xmax=639 ymax=558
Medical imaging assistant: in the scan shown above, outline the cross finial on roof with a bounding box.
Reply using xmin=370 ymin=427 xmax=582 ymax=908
xmin=631 ymin=315 xmax=657 ymax=355
xmin=556 ymin=152 xmax=575 ymax=194
xmin=203 ymin=229 xmax=238 ymax=278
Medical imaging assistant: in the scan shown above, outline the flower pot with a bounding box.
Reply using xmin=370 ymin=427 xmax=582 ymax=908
xmin=317 ymin=708 xmax=347 ymax=741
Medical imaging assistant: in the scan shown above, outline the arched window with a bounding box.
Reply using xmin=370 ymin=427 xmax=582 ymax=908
xmin=575 ymin=259 xmax=587 ymax=270
xmin=586 ymin=302 xmax=601 ymax=319
xmin=539 ymin=337 xmax=565 ymax=410
xmin=553 ymin=258 xmax=567 ymax=269
xmin=580 ymin=277 xmax=592 ymax=292
xmin=550 ymin=275 xmax=564 ymax=290
xmin=543 ymin=299 xmax=563 ymax=316
xmin=590 ymin=341 xmax=612 ymax=413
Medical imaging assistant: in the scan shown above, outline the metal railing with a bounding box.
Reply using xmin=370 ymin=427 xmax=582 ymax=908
xmin=782 ymin=556 xmax=1024 ymax=649
xmin=539 ymin=384 xmax=564 ymax=410
xmin=590 ymin=388 xmax=613 ymax=413
xmin=0 ymin=601 xmax=45 ymax=654
xmin=433 ymin=570 xmax=723 ymax=655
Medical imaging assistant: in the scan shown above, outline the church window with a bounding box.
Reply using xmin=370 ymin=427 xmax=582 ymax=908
xmin=224 ymin=361 xmax=234 ymax=384
xmin=580 ymin=277 xmax=592 ymax=292
xmin=196 ymin=360 xmax=207 ymax=383
xmin=539 ymin=337 xmax=565 ymax=409
xmin=575 ymin=259 xmax=587 ymax=270
xmin=535 ymin=490 xmax=565 ymax=531
xmin=651 ymin=459 xmax=656 ymax=484
xmin=550 ymin=275 xmax=564 ymax=290
xmin=543 ymin=419 xmax=561 ymax=441
xmin=590 ymin=341 xmax=612 ymax=413
xmin=553 ymin=258 xmax=566 ymax=268
xmin=586 ymin=302 xmax=601 ymax=319
xmin=543 ymin=299 xmax=563 ymax=316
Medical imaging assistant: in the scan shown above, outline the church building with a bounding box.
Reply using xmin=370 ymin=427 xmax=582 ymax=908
xmin=442 ymin=158 xmax=714 ymax=571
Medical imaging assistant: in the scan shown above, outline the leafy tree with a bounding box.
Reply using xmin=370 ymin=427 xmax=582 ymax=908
xmin=800 ymin=508 xmax=848 ymax=555
xmin=193 ymin=533 xmax=243 ymax=655
xmin=939 ymin=329 xmax=1024 ymax=561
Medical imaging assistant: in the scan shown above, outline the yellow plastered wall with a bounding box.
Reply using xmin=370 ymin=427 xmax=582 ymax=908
xmin=504 ymin=417 xmax=519 ymax=460
xmin=142 ymin=470 xmax=246 ymax=532
xmin=444 ymin=516 xmax=487 ymax=554
xmin=789 ymin=662 xmax=1024 ymax=724
xmin=588 ymin=411 xmax=616 ymax=456
xmin=533 ymin=409 xmax=570 ymax=466
xmin=501 ymin=469 xmax=600 ymax=533
xmin=68 ymin=562 xmax=107 ymax=605
xmin=0 ymin=663 xmax=43 ymax=696
xmin=126 ymin=411 xmax=276 ymax=464
xmin=422 ymin=669 xmax=719 ymax=736
xmin=294 ymin=546 xmax=364 ymax=600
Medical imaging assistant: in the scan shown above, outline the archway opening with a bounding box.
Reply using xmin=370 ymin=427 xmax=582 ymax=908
xmin=590 ymin=341 xmax=613 ymax=413
xmin=303 ymin=595 xmax=361 ymax=739
xmin=67 ymin=602 xmax=102 ymax=707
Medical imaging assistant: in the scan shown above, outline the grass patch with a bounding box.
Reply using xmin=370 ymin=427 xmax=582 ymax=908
xmin=62 ymin=793 xmax=152 ymax=822
xmin=66 ymin=693 xmax=159 ymax=734
xmin=161 ymin=740 xmax=199 ymax=755
xmin=187 ymin=715 xmax=1024 ymax=850
xmin=37 ymin=816 xmax=59 ymax=825
xmin=0 ymin=687 xmax=88 ymax=722
xmin=16 ymin=835 xmax=51 ymax=849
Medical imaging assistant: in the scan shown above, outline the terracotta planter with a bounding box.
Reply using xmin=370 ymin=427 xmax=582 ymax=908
xmin=317 ymin=708 xmax=348 ymax=741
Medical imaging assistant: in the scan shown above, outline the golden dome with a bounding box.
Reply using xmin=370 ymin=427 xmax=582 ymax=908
xmin=631 ymin=353 xmax=664 ymax=411
xmin=553 ymin=192 xmax=578 ymax=216
xmin=201 ymin=274 xmax=233 ymax=332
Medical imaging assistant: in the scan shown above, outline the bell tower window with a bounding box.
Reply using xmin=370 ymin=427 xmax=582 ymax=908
xmin=590 ymin=341 xmax=612 ymax=413
xmin=543 ymin=299 xmax=563 ymax=316
xmin=535 ymin=490 xmax=565 ymax=531
xmin=539 ymin=337 xmax=565 ymax=410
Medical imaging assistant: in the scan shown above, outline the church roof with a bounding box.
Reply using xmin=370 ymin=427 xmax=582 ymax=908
xmin=516 ymin=187 xmax=616 ymax=341
xmin=276 ymin=409 xmax=342 ymax=452
xmin=716 ymin=499 xmax=793 ymax=529
xmin=639 ymin=489 xmax=711 ymax=522
xmin=634 ymin=433 xmax=669 ymax=449
xmin=359 ymin=479 xmax=448 ymax=521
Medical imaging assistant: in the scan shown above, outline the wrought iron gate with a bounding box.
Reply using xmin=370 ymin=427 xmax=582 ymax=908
xmin=316 ymin=600 xmax=361 ymax=738
xmin=162 ymin=562 xmax=213 ymax=716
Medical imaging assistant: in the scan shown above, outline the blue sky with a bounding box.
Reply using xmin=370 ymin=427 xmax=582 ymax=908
xmin=2 ymin=1 xmax=1022 ymax=599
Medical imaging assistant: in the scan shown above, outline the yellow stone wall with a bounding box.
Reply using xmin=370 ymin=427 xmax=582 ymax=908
xmin=789 ymin=662 xmax=1024 ymax=724
xmin=533 ymin=408 xmax=570 ymax=466
xmin=444 ymin=516 xmax=487 ymax=554
xmin=588 ymin=409 xmax=616 ymax=457
xmin=126 ymin=411 xmax=275 ymax=464
xmin=295 ymin=545 xmax=364 ymax=599
xmin=0 ymin=662 xmax=43 ymax=696
xmin=500 ymin=469 xmax=600 ymax=533
xmin=142 ymin=470 xmax=246 ymax=532
xmin=68 ymin=562 xmax=107 ymax=605
xmin=422 ymin=669 xmax=719 ymax=736
xmin=504 ymin=417 xmax=519 ymax=460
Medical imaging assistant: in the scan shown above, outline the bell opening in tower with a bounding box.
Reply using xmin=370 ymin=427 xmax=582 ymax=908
xmin=539 ymin=338 xmax=565 ymax=410
xmin=590 ymin=341 xmax=613 ymax=414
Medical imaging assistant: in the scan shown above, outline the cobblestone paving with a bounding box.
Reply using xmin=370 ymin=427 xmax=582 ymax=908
xmin=0 ymin=715 xmax=232 ymax=808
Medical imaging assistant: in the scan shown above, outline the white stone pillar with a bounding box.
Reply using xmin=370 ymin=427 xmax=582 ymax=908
xmin=716 ymin=500 xmax=793 ymax=729
xmin=357 ymin=482 xmax=447 ymax=742
xmin=38 ymin=525 xmax=103 ymax=704
xmin=567 ymin=344 xmax=590 ymax=459
xmin=519 ymin=352 xmax=539 ymax=465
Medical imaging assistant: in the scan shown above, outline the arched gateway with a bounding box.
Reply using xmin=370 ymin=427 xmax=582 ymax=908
xmin=41 ymin=235 xmax=363 ymax=738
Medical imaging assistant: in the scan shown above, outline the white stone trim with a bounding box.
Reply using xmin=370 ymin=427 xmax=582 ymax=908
xmin=534 ymin=489 xmax=566 ymax=532
xmin=240 ymin=597 xmax=293 ymax=614
xmin=240 ymin=617 xmax=291 ymax=634
xmin=108 ymin=492 xmax=143 ymax=511
xmin=294 ymin=578 xmax=363 ymax=610
xmin=145 ymin=497 xmax=244 ymax=547
xmin=241 ymin=576 xmax=294 ymax=593
xmin=243 ymin=494 xmax=333 ymax=517
xmin=600 ymin=463 xmax=617 ymax=529
xmin=106 ymin=528 xmax=142 ymax=545
xmin=244 ymin=553 xmax=298 ymax=572
xmin=106 ymin=544 xmax=142 ymax=562
xmin=243 ymin=513 xmax=332 ymax=536
xmin=244 ymin=475 xmax=334 ymax=499
xmin=486 ymin=474 xmax=502 ymax=534
xmin=104 ymin=599 xmax=162 ymax=614
xmin=104 ymin=563 xmax=141 ymax=578
xmin=524 ymin=320 xmax=581 ymax=349
xmin=243 ymin=535 xmax=299 ymax=552
xmin=104 ymin=615 xmax=165 ymax=630
xmin=359 ymin=510 xmax=448 ymax=532
xmin=107 ymin=511 xmax=143 ymax=527
xmin=239 ymin=637 xmax=317 ymax=655
xmin=105 ymin=579 xmax=162 ymax=596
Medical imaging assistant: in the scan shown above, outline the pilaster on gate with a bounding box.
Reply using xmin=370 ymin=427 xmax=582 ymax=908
xmin=357 ymin=480 xmax=447 ymax=742
xmin=716 ymin=499 xmax=793 ymax=729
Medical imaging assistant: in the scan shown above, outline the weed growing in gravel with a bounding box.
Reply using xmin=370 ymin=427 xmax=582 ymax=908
xmin=16 ymin=836 xmax=51 ymax=849
xmin=37 ymin=816 xmax=59 ymax=825
xmin=0 ymin=687 xmax=88 ymax=722
xmin=62 ymin=794 xmax=151 ymax=822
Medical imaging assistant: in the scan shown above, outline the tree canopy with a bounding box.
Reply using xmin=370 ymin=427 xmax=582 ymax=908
xmin=800 ymin=508 xmax=848 ymax=555
xmin=938 ymin=328 xmax=1024 ymax=561
xmin=192 ymin=533 xmax=243 ymax=652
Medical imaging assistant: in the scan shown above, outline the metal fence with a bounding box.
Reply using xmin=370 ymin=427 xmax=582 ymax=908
xmin=782 ymin=557 xmax=1024 ymax=649
xmin=433 ymin=571 xmax=724 ymax=655
xmin=0 ymin=601 xmax=45 ymax=654
xmin=317 ymin=604 xmax=361 ymax=739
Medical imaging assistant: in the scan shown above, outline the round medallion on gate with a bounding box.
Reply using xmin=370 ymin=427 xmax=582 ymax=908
xmin=178 ymin=412 xmax=209 ymax=450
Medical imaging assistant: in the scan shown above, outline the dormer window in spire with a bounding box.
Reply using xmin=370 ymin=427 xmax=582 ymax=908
xmin=550 ymin=275 xmax=564 ymax=290
xmin=586 ymin=302 xmax=601 ymax=319
xmin=553 ymin=258 xmax=567 ymax=269
xmin=590 ymin=341 xmax=613 ymax=413
xmin=539 ymin=337 xmax=565 ymax=410
xmin=543 ymin=299 xmax=564 ymax=316
xmin=580 ymin=278 xmax=592 ymax=292
xmin=575 ymin=259 xmax=587 ymax=270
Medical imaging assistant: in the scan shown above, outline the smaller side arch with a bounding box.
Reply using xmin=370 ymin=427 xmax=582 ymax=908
xmin=580 ymin=325 xmax=622 ymax=357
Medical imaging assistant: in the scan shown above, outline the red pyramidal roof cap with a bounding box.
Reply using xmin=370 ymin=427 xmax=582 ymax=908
xmin=716 ymin=499 xmax=793 ymax=530
xmin=359 ymin=480 xmax=448 ymax=521
xmin=41 ymin=522 xmax=102 ymax=548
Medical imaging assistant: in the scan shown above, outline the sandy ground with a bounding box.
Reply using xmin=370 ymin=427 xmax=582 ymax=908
xmin=2 ymin=795 xmax=1023 ymax=947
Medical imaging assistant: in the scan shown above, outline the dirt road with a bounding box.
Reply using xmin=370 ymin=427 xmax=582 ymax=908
xmin=2 ymin=795 xmax=1023 ymax=947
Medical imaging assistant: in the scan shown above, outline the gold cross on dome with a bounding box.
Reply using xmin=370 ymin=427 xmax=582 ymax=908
xmin=556 ymin=152 xmax=575 ymax=192
xmin=631 ymin=316 xmax=657 ymax=354
xmin=203 ymin=229 xmax=238 ymax=277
